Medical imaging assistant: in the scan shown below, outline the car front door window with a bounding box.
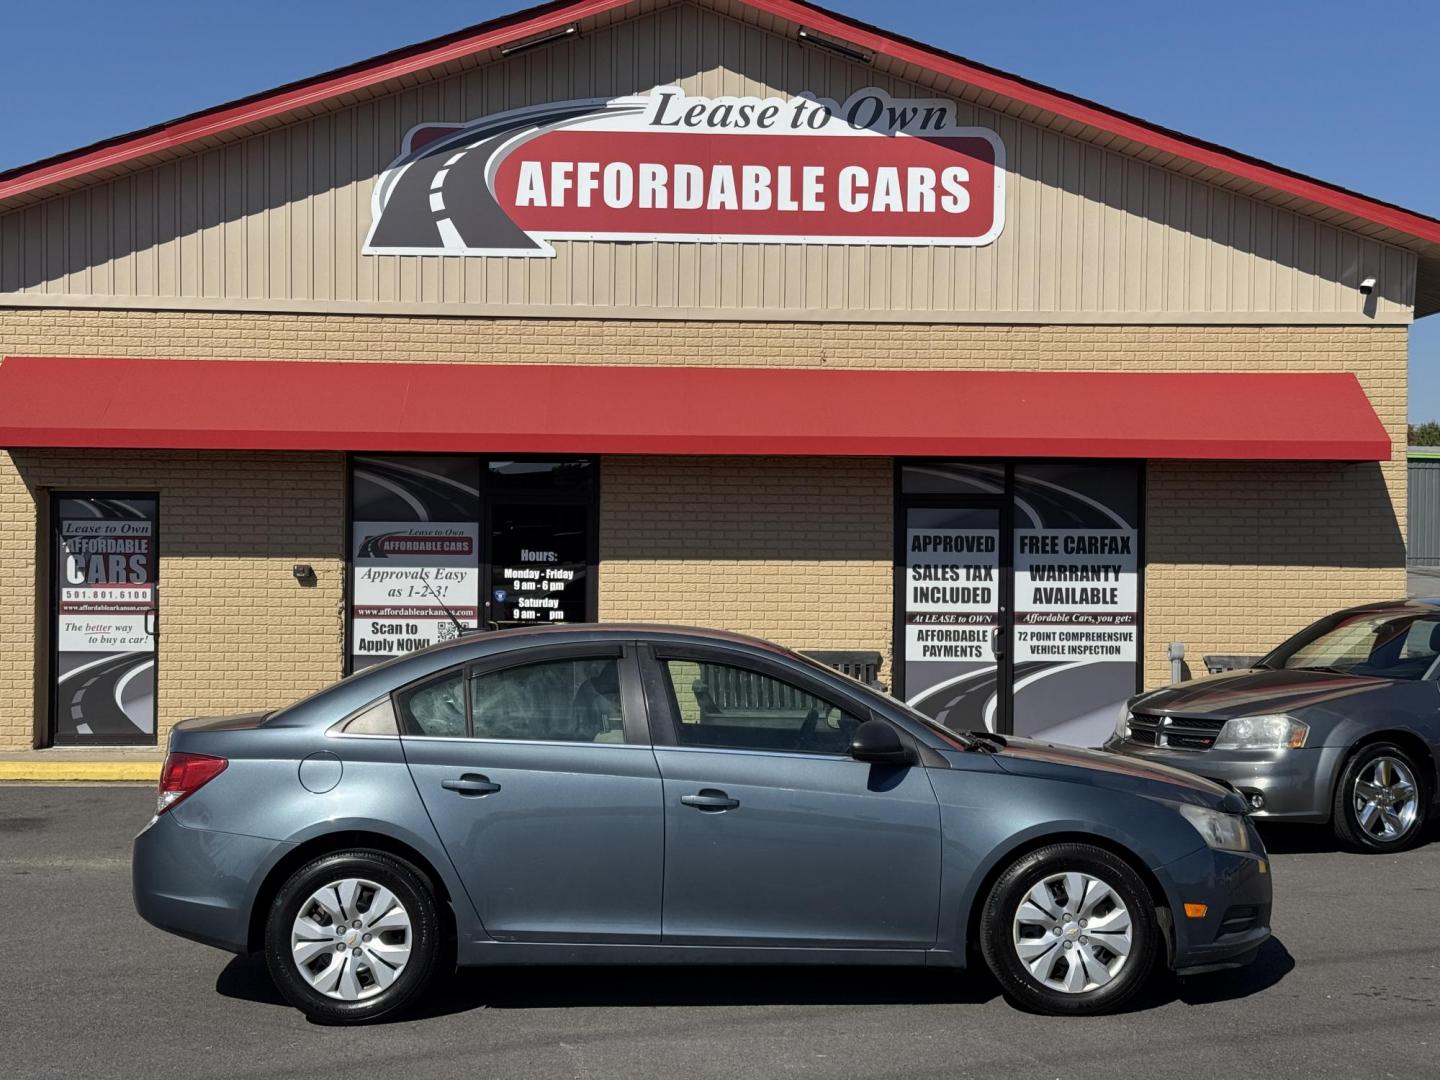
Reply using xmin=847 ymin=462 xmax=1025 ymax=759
xmin=659 ymin=658 xmax=861 ymax=755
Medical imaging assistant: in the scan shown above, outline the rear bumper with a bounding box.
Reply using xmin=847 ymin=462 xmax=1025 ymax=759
xmin=1156 ymin=833 xmax=1273 ymax=972
xmin=1104 ymin=738 xmax=1344 ymax=823
xmin=132 ymin=810 xmax=292 ymax=953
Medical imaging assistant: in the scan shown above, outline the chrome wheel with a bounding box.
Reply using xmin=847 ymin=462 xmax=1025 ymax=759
xmin=290 ymin=877 xmax=412 ymax=1001
xmin=1354 ymin=756 xmax=1419 ymax=843
xmin=1013 ymin=871 xmax=1133 ymax=994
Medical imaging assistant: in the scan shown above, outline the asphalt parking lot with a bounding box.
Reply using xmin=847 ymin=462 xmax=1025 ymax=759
xmin=3 ymin=785 xmax=1437 ymax=1080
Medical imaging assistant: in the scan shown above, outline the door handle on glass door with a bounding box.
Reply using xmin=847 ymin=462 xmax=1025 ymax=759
xmin=441 ymin=774 xmax=501 ymax=796
xmin=680 ymin=789 xmax=739 ymax=812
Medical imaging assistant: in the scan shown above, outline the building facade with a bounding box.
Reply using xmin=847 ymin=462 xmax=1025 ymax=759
xmin=1 ymin=0 xmax=1435 ymax=753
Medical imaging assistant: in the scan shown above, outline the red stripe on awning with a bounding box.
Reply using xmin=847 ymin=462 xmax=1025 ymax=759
xmin=0 ymin=357 xmax=1391 ymax=461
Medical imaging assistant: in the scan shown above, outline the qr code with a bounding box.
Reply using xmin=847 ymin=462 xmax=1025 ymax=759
xmin=435 ymin=621 xmax=460 ymax=642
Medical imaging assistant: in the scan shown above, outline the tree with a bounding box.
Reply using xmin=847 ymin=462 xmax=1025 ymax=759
xmin=1410 ymin=422 xmax=1440 ymax=446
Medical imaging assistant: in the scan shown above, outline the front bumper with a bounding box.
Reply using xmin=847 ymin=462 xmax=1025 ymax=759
xmin=1157 ymin=826 xmax=1273 ymax=973
xmin=1104 ymin=737 xmax=1345 ymax=823
xmin=132 ymin=809 xmax=293 ymax=953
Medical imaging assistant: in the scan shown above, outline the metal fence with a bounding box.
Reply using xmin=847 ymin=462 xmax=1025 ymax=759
xmin=1409 ymin=452 xmax=1440 ymax=567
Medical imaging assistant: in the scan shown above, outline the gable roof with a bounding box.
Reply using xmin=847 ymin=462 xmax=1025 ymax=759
xmin=4 ymin=0 xmax=1439 ymax=312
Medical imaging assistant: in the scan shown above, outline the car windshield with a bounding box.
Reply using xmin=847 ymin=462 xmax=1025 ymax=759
xmin=1261 ymin=610 xmax=1440 ymax=680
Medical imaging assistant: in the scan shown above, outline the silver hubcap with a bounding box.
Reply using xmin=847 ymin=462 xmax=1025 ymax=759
xmin=290 ymin=878 xmax=412 ymax=1001
xmin=1354 ymin=756 xmax=1419 ymax=842
xmin=1013 ymin=871 xmax=1133 ymax=994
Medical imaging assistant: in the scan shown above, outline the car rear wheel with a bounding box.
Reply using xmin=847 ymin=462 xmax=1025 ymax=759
xmin=264 ymin=849 xmax=441 ymax=1024
xmin=1332 ymin=743 xmax=1428 ymax=853
xmin=979 ymin=843 xmax=1158 ymax=1015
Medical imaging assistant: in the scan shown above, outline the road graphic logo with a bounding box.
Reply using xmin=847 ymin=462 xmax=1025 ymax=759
xmin=363 ymin=87 xmax=1005 ymax=257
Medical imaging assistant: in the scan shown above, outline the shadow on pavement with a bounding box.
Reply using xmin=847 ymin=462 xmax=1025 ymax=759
xmin=1256 ymin=821 xmax=1440 ymax=855
xmin=217 ymin=954 xmax=1001 ymax=1019
xmin=217 ymin=938 xmax=1293 ymax=1022
xmin=1166 ymin=936 xmax=1295 ymax=1007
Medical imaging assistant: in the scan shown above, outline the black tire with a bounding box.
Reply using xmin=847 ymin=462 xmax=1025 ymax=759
xmin=1331 ymin=742 xmax=1429 ymax=853
xmin=979 ymin=843 xmax=1159 ymax=1015
xmin=264 ymin=849 xmax=442 ymax=1024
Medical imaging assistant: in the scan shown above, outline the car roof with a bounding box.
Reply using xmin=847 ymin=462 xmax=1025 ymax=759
xmin=403 ymin=622 xmax=795 ymax=662
xmin=1330 ymin=598 xmax=1440 ymax=618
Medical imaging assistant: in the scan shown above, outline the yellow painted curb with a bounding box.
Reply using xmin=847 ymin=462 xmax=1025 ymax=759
xmin=0 ymin=761 xmax=160 ymax=781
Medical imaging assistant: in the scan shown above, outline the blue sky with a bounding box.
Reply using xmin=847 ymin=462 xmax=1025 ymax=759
xmin=4 ymin=0 xmax=1437 ymax=419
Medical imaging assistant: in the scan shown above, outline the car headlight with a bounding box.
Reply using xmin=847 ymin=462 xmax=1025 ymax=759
xmin=1179 ymin=804 xmax=1251 ymax=852
xmin=1212 ymin=714 xmax=1308 ymax=750
xmin=1114 ymin=703 xmax=1131 ymax=739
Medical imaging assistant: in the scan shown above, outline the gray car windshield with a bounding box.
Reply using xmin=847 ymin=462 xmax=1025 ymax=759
xmin=1262 ymin=612 xmax=1440 ymax=680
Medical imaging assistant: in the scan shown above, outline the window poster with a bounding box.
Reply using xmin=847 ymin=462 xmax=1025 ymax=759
xmin=350 ymin=456 xmax=481 ymax=671
xmin=1011 ymin=463 xmax=1140 ymax=746
xmin=902 ymin=505 xmax=1002 ymax=731
xmin=52 ymin=495 xmax=158 ymax=743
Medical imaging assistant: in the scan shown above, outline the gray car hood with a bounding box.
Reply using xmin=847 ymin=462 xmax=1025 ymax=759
xmin=986 ymin=737 xmax=1246 ymax=812
xmin=1130 ymin=667 xmax=1390 ymax=720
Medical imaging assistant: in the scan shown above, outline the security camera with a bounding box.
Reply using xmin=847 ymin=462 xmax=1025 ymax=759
xmin=1359 ymin=277 xmax=1377 ymax=294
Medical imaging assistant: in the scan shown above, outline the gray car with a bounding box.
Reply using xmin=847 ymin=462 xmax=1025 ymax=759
xmin=134 ymin=624 xmax=1270 ymax=1023
xmin=1106 ymin=600 xmax=1440 ymax=852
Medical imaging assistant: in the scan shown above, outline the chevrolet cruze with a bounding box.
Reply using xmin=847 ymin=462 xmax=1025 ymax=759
xmin=134 ymin=625 xmax=1270 ymax=1022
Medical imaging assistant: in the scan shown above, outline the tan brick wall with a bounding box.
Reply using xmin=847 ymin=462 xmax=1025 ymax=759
xmin=599 ymin=456 xmax=891 ymax=650
xmin=0 ymin=309 xmax=1408 ymax=746
xmin=0 ymin=449 xmax=344 ymax=749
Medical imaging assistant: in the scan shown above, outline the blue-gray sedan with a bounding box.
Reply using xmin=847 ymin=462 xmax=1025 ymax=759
xmin=133 ymin=624 xmax=1270 ymax=1023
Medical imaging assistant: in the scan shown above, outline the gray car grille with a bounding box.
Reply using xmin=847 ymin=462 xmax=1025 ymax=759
xmin=1126 ymin=711 xmax=1225 ymax=751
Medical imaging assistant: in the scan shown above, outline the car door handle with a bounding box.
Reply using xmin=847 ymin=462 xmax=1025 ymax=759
xmin=680 ymin=789 xmax=739 ymax=812
xmin=441 ymin=774 xmax=501 ymax=797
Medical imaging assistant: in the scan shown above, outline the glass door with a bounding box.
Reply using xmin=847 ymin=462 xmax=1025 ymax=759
xmin=51 ymin=493 xmax=159 ymax=746
xmin=895 ymin=482 xmax=1010 ymax=733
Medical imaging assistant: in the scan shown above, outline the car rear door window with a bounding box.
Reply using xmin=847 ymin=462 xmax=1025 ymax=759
xmin=469 ymin=657 xmax=624 ymax=742
xmin=658 ymin=658 xmax=861 ymax=755
xmin=395 ymin=670 xmax=467 ymax=737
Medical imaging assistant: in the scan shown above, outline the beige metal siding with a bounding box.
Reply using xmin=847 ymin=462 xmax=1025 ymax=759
xmin=0 ymin=2 xmax=1416 ymax=321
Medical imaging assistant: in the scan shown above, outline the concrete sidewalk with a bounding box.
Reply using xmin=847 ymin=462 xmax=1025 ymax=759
xmin=0 ymin=748 xmax=162 ymax=781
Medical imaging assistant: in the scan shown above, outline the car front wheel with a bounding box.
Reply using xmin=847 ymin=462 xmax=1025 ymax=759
xmin=1332 ymin=743 xmax=1429 ymax=853
xmin=264 ymin=849 xmax=442 ymax=1024
xmin=979 ymin=843 xmax=1158 ymax=1015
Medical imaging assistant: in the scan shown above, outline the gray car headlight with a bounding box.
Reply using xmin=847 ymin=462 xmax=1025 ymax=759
xmin=1179 ymin=804 xmax=1251 ymax=853
xmin=1212 ymin=714 xmax=1308 ymax=750
xmin=1114 ymin=703 xmax=1132 ymax=740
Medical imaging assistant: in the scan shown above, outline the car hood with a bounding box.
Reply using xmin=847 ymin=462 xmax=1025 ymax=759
xmin=986 ymin=737 xmax=1245 ymax=812
xmin=1129 ymin=667 xmax=1390 ymax=720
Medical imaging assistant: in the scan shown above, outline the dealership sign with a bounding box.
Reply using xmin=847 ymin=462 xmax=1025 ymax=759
xmin=364 ymin=87 xmax=1005 ymax=256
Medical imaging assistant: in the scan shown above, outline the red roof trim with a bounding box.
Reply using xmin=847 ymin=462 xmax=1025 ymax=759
xmin=0 ymin=357 xmax=1392 ymax=462
xmin=1 ymin=0 xmax=1437 ymax=246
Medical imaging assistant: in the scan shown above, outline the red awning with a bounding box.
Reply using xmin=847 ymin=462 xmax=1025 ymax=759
xmin=0 ymin=356 xmax=1390 ymax=461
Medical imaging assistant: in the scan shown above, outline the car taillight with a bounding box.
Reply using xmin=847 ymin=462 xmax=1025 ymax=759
xmin=156 ymin=752 xmax=227 ymax=815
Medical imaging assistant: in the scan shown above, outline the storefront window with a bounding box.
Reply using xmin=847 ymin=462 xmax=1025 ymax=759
xmin=51 ymin=493 xmax=160 ymax=746
xmin=348 ymin=456 xmax=596 ymax=671
xmin=896 ymin=461 xmax=1141 ymax=748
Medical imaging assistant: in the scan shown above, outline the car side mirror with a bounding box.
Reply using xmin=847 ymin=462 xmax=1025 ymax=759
xmin=849 ymin=719 xmax=912 ymax=765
